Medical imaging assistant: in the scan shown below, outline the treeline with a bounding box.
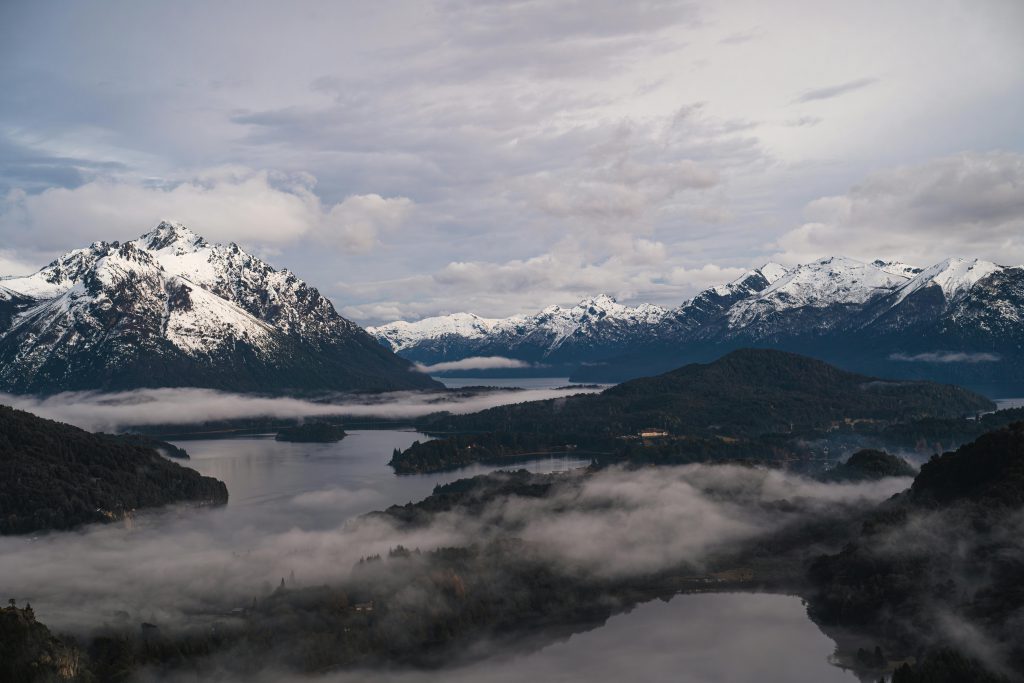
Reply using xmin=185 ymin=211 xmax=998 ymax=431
xmin=275 ymin=422 xmax=347 ymax=443
xmin=0 ymin=405 xmax=228 ymax=535
xmin=395 ymin=349 xmax=993 ymax=473
xmin=807 ymin=422 xmax=1024 ymax=675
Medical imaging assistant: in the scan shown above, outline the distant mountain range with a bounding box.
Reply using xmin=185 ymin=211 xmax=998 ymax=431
xmin=0 ymin=222 xmax=439 ymax=394
xmin=370 ymin=256 xmax=1024 ymax=395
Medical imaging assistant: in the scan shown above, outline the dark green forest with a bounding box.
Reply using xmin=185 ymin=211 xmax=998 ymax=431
xmin=0 ymin=405 xmax=227 ymax=535
xmin=5 ymin=422 xmax=1024 ymax=681
xmin=392 ymin=349 xmax=994 ymax=473
xmin=275 ymin=422 xmax=348 ymax=443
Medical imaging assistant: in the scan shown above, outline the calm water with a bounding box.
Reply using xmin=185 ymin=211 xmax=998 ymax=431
xmin=330 ymin=593 xmax=857 ymax=683
xmin=1 ymin=430 xmax=855 ymax=682
xmin=995 ymin=397 xmax=1024 ymax=411
xmin=434 ymin=376 xmax=602 ymax=390
xmin=180 ymin=429 xmax=590 ymax=522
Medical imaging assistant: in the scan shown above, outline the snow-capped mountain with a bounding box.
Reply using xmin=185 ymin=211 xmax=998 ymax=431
xmin=370 ymin=294 xmax=671 ymax=365
xmin=0 ymin=222 xmax=439 ymax=395
xmin=370 ymin=256 xmax=1024 ymax=393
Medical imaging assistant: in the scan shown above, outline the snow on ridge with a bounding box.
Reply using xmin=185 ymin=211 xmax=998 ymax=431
xmin=368 ymin=312 xmax=501 ymax=351
xmin=370 ymin=294 xmax=670 ymax=352
xmin=724 ymin=256 xmax=911 ymax=329
xmin=0 ymin=221 xmax=359 ymax=359
xmin=891 ymin=257 xmax=1003 ymax=305
xmin=758 ymin=256 xmax=910 ymax=303
xmin=164 ymin=279 xmax=276 ymax=355
xmin=871 ymin=259 xmax=922 ymax=278
xmin=757 ymin=262 xmax=789 ymax=284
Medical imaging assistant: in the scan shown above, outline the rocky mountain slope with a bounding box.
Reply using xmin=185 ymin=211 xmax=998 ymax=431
xmin=370 ymin=256 xmax=1024 ymax=393
xmin=0 ymin=222 xmax=439 ymax=394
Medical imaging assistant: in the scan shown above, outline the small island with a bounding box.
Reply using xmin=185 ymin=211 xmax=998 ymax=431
xmin=275 ymin=422 xmax=348 ymax=443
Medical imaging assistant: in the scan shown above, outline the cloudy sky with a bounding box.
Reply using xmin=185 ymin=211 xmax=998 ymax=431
xmin=1 ymin=0 xmax=1022 ymax=323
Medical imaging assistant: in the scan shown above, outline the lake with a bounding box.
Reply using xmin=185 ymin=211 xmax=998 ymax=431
xmin=326 ymin=592 xmax=858 ymax=683
xmin=0 ymin=430 xmax=858 ymax=682
xmin=182 ymin=429 xmax=590 ymax=524
xmin=434 ymin=376 xmax=602 ymax=390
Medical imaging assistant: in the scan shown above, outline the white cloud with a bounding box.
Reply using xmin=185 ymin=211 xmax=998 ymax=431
xmin=338 ymin=234 xmax=755 ymax=323
xmin=415 ymin=357 xmax=534 ymax=373
xmin=0 ymin=248 xmax=39 ymax=277
xmin=773 ymin=152 xmax=1024 ymax=265
xmin=0 ymin=386 xmax=603 ymax=433
xmin=0 ymin=168 xmax=321 ymax=251
xmin=889 ymin=352 xmax=1002 ymax=364
xmin=322 ymin=194 xmax=414 ymax=251
xmin=0 ymin=169 xmax=416 ymax=264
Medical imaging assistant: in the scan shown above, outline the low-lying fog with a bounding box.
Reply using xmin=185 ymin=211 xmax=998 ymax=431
xmin=0 ymin=384 xmax=604 ymax=432
xmin=151 ymin=593 xmax=858 ymax=683
xmin=0 ymin=429 xmax=911 ymax=639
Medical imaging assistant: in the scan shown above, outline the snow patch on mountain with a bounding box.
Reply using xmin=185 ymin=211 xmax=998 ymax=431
xmin=0 ymin=221 xmax=436 ymax=394
xmin=872 ymin=259 xmax=922 ymax=278
xmin=727 ymin=256 xmax=911 ymax=328
xmin=370 ymin=295 xmax=669 ymax=355
xmin=758 ymin=262 xmax=789 ymax=284
xmin=892 ymin=257 xmax=1003 ymax=305
xmin=370 ymin=312 xmax=501 ymax=352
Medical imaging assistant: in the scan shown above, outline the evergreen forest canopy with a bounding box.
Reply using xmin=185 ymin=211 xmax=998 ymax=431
xmin=4 ymin=422 xmax=1024 ymax=682
xmin=392 ymin=349 xmax=995 ymax=473
xmin=0 ymin=404 xmax=228 ymax=535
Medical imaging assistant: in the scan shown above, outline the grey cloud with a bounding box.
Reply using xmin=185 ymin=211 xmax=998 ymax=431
xmin=0 ymin=461 xmax=908 ymax=636
xmin=2 ymin=1 xmax=1022 ymax=324
xmin=794 ymin=77 xmax=878 ymax=103
xmin=774 ymin=151 xmax=1024 ymax=265
xmin=0 ymin=386 xmax=603 ymax=433
xmin=719 ymin=29 xmax=761 ymax=45
xmin=414 ymin=357 xmax=536 ymax=372
xmin=889 ymin=351 xmax=1002 ymax=364
xmin=784 ymin=115 xmax=822 ymax=128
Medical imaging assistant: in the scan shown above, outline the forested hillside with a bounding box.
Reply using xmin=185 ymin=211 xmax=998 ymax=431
xmin=0 ymin=405 xmax=227 ymax=535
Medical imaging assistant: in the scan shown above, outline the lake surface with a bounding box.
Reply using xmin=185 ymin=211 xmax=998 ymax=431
xmin=995 ymin=397 xmax=1024 ymax=411
xmin=330 ymin=593 xmax=858 ymax=683
xmin=435 ymin=376 xmax=602 ymax=390
xmin=181 ymin=429 xmax=590 ymax=523
xmin=0 ymin=430 xmax=856 ymax=682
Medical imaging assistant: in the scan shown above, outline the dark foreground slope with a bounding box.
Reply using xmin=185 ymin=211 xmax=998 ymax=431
xmin=0 ymin=605 xmax=91 ymax=683
xmin=9 ymin=423 xmax=1023 ymax=681
xmin=808 ymin=422 xmax=1024 ymax=677
xmin=0 ymin=405 xmax=227 ymax=535
xmin=393 ymin=349 xmax=994 ymax=472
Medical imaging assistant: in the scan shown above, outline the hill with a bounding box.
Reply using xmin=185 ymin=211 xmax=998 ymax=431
xmin=370 ymin=257 xmax=1024 ymax=395
xmin=808 ymin=422 xmax=1024 ymax=675
xmin=391 ymin=349 xmax=993 ymax=472
xmin=0 ymin=404 xmax=228 ymax=535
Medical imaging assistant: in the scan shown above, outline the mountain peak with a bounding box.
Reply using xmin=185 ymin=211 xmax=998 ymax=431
xmin=892 ymin=256 xmax=1003 ymax=305
xmin=757 ymin=262 xmax=788 ymax=284
xmin=138 ymin=221 xmax=208 ymax=254
xmin=0 ymin=222 xmax=438 ymax=394
xmin=871 ymin=259 xmax=922 ymax=278
xmin=576 ymin=294 xmax=618 ymax=308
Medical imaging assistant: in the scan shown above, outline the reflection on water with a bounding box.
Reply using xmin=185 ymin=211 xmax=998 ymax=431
xmin=2 ymin=431 xmax=856 ymax=681
xmin=434 ymin=376 xmax=602 ymax=390
xmin=181 ymin=430 xmax=589 ymax=524
xmin=327 ymin=593 xmax=856 ymax=683
xmin=995 ymin=397 xmax=1024 ymax=411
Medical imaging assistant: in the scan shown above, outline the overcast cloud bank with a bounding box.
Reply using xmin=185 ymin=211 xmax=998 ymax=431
xmin=0 ymin=386 xmax=602 ymax=433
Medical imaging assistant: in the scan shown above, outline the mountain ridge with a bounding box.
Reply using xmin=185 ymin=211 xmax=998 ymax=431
xmin=0 ymin=221 xmax=440 ymax=395
xmin=369 ymin=255 xmax=1024 ymax=393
